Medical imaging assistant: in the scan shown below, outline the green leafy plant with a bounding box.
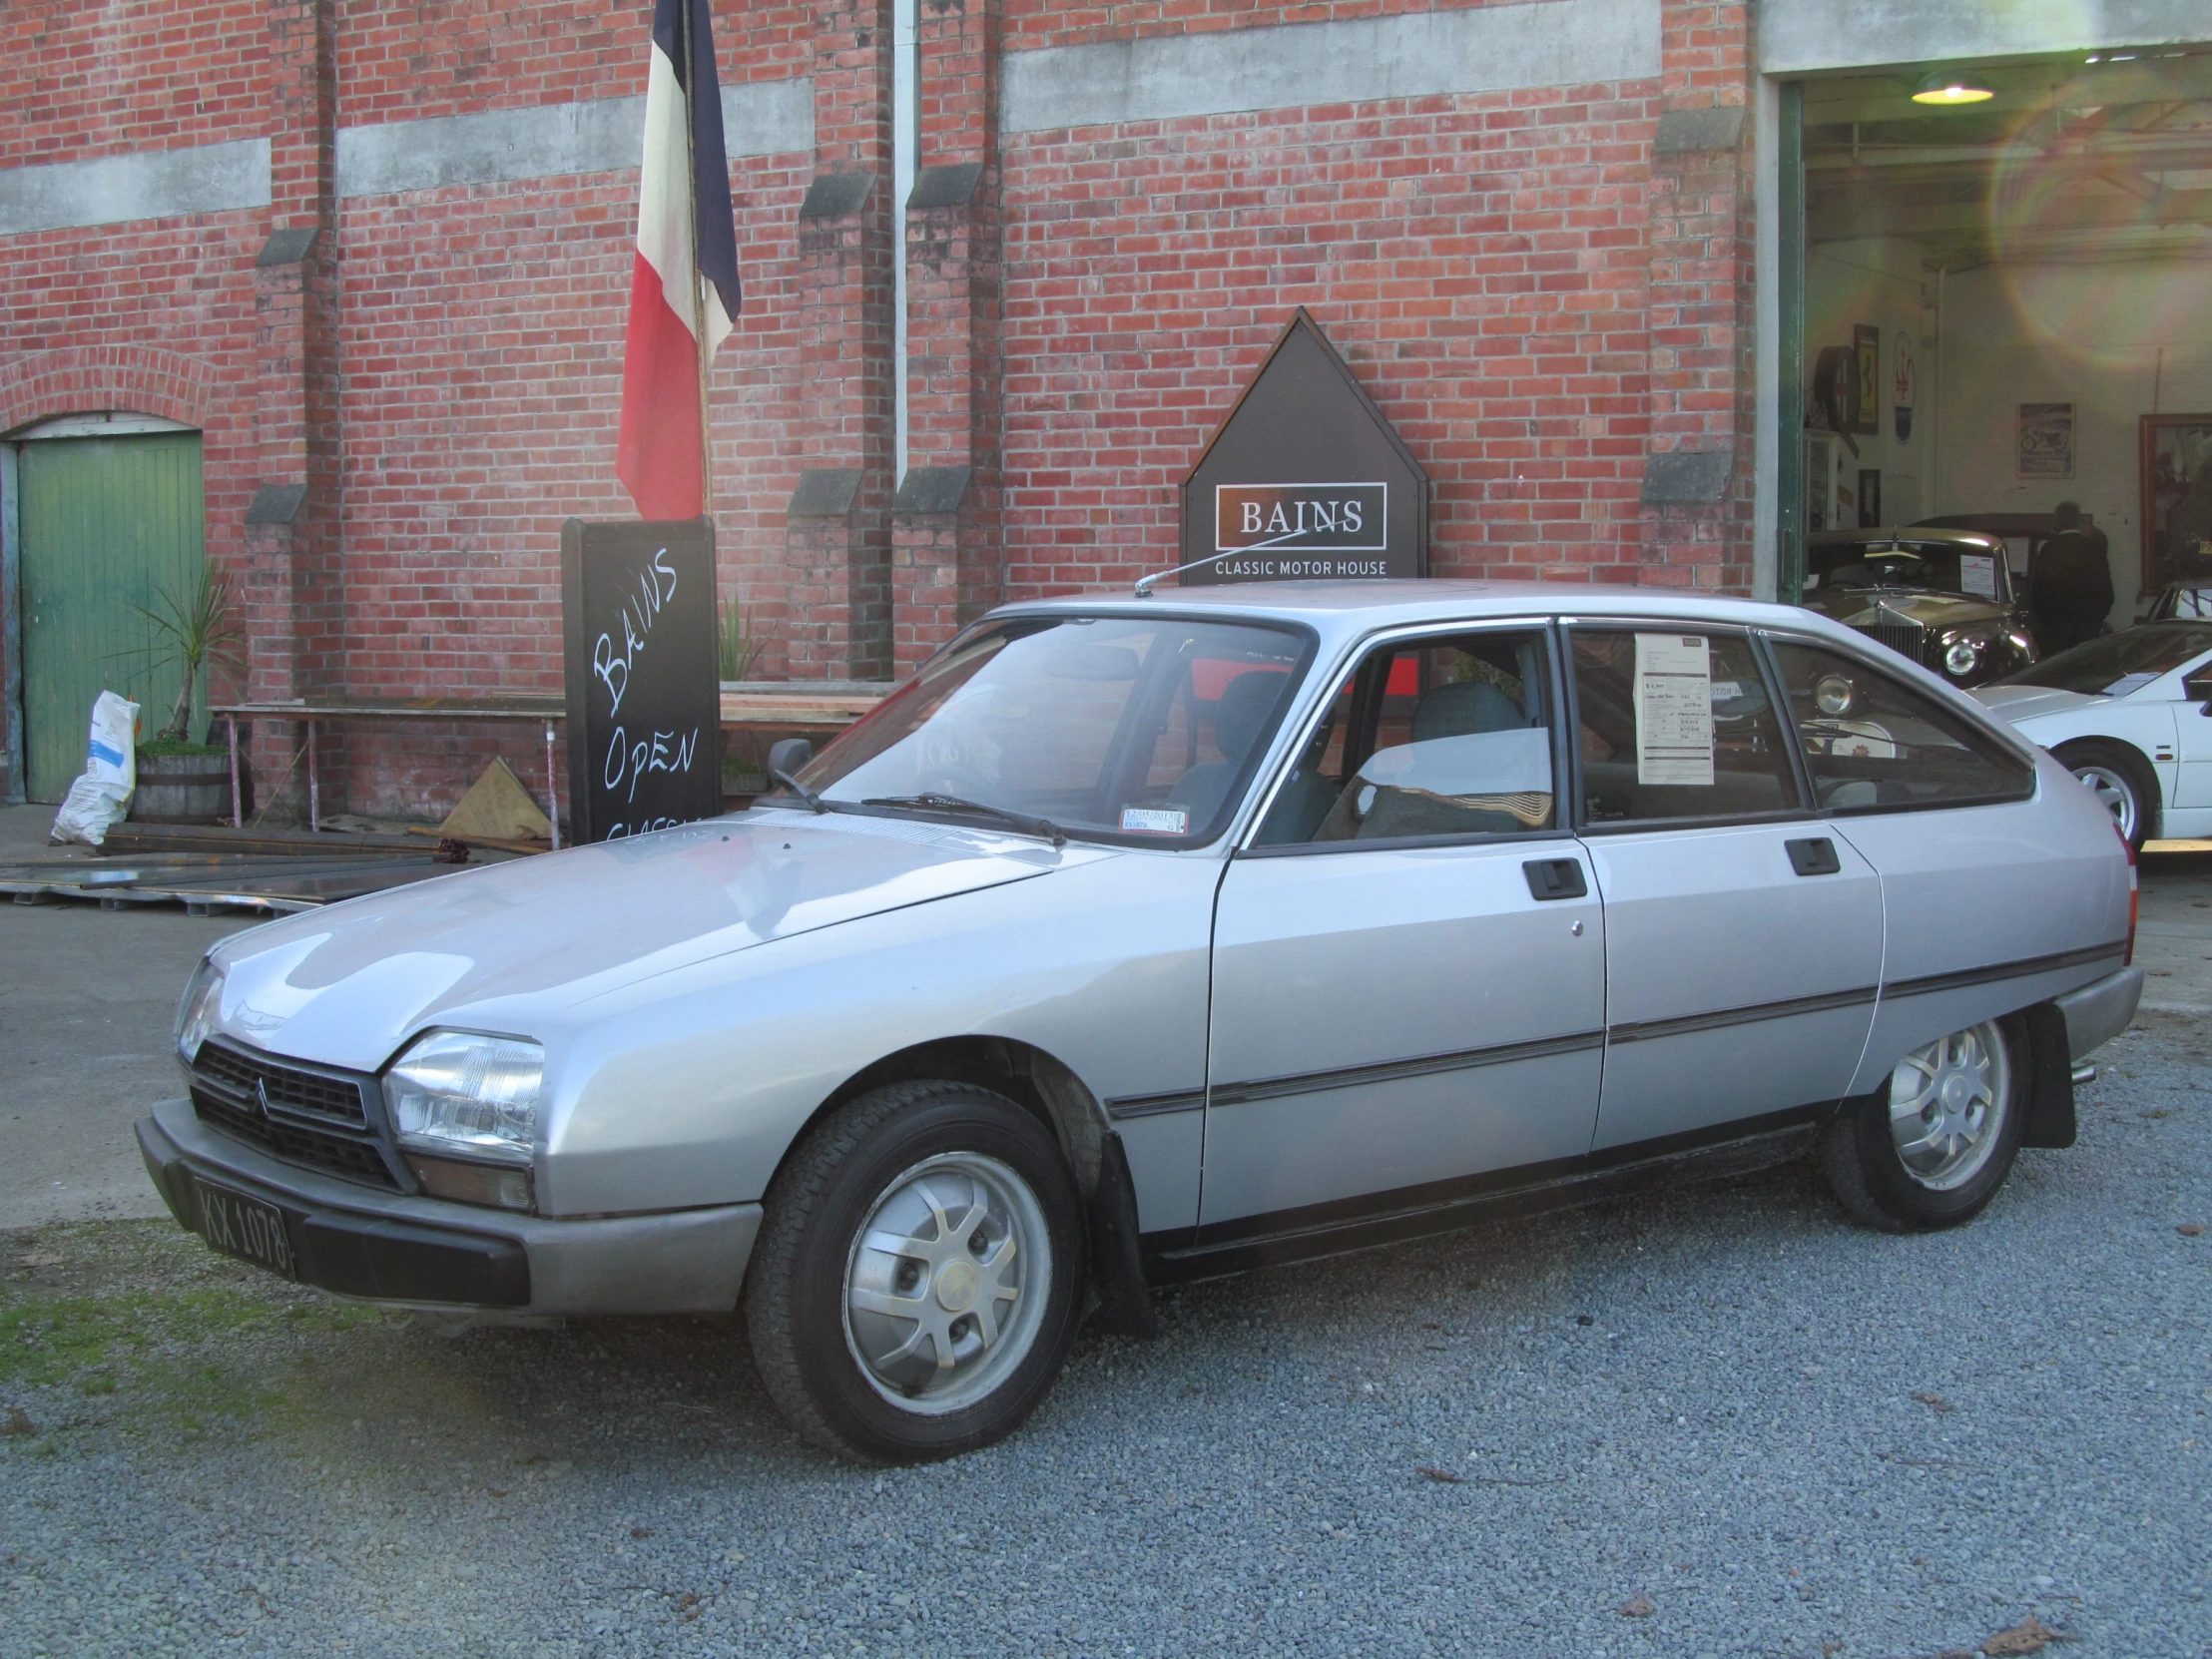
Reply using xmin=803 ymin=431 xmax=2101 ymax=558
xmin=718 ymin=592 xmax=763 ymax=683
xmin=110 ymin=563 xmax=245 ymax=744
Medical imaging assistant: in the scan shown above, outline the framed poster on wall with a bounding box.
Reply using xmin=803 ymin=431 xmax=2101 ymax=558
xmin=2141 ymin=413 xmax=2212 ymax=589
xmin=2018 ymin=402 xmax=2074 ymax=479
xmin=1853 ymin=325 xmax=1881 ymax=436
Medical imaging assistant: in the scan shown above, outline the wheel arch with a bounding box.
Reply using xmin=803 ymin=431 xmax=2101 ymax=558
xmin=788 ymin=1035 xmax=1111 ymax=1202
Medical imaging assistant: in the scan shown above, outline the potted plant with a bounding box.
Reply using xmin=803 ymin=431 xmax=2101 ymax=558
xmin=114 ymin=562 xmax=247 ymax=824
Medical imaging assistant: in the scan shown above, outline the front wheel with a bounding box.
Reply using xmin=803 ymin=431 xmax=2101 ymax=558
xmin=745 ymin=1080 xmax=1085 ymax=1463
xmin=1818 ymin=1016 xmax=2027 ymax=1232
xmin=2055 ymin=739 xmax=2157 ymax=851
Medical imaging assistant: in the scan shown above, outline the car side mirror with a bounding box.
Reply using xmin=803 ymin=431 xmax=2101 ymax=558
xmin=767 ymin=737 xmax=815 ymax=776
xmin=2184 ymin=671 xmax=2212 ymax=714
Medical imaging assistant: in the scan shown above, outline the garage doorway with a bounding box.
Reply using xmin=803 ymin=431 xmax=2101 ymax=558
xmin=10 ymin=414 xmax=208 ymax=802
xmin=1779 ymin=49 xmax=2212 ymax=620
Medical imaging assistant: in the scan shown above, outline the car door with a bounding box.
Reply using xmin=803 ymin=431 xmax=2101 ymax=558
xmin=1765 ymin=635 xmax=2132 ymax=1083
xmin=1565 ymin=626 xmax=1885 ymax=1152
xmin=1198 ymin=623 xmax=1605 ymax=1236
xmin=2169 ymin=646 xmax=2212 ymax=815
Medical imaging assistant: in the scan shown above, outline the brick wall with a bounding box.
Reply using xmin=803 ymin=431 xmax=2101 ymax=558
xmin=0 ymin=0 xmax=268 ymax=169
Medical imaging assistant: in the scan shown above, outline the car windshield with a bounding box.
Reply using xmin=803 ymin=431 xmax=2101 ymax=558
xmin=789 ymin=614 xmax=1311 ymax=844
xmin=1804 ymin=541 xmax=2002 ymax=600
xmin=1996 ymin=623 xmax=2212 ymax=696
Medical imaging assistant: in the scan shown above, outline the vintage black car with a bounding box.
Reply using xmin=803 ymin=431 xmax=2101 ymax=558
xmin=1800 ymin=528 xmax=2039 ymax=689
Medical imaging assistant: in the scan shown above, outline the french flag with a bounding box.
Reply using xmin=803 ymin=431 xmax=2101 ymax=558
xmin=616 ymin=0 xmax=742 ymax=521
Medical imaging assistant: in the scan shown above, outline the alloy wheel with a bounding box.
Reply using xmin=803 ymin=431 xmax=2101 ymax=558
xmin=841 ymin=1151 xmax=1052 ymax=1415
xmin=2071 ymin=763 xmax=2139 ymax=844
xmin=1887 ymin=1021 xmax=2011 ymax=1192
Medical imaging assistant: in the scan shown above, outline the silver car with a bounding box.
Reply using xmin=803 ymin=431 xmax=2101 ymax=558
xmin=139 ymin=583 xmax=2141 ymax=1461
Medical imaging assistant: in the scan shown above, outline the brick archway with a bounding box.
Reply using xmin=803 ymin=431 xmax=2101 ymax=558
xmin=0 ymin=347 xmax=217 ymax=435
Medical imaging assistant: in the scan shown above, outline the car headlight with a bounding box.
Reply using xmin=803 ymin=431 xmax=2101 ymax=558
xmin=1942 ymin=637 xmax=1982 ymax=678
xmin=384 ymin=1032 xmax=543 ymax=1209
xmin=176 ymin=959 xmax=224 ymax=1063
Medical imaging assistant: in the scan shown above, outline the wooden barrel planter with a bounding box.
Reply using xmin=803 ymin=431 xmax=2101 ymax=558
xmin=132 ymin=752 xmax=236 ymax=825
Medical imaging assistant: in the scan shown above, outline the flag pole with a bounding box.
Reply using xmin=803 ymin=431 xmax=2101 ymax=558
xmin=680 ymin=0 xmax=714 ymax=521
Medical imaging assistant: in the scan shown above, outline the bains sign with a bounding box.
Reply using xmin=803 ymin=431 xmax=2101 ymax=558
xmin=1181 ymin=309 xmax=1428 ymax=584
xmin=561 ymin=517 xmax=723 ymax=843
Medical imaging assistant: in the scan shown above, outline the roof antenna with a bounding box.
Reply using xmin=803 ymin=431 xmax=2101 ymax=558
xmin=1132 ymin=528 xmax=1311 ymax=598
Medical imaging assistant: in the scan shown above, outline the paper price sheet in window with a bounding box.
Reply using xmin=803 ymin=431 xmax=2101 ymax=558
xmin=1633 ymin=633 xmax=1715 ymax=787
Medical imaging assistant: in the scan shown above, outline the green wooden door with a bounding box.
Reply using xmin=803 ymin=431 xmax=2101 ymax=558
xmin=18 ymin=432 xmax=207 ymax=801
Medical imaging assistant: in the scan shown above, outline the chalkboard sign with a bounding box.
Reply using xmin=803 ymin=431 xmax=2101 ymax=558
xmin=561 ymin=517 xmax=723 ymax=842
xmin=1181 ymin=308 xmax=1427 ymax=584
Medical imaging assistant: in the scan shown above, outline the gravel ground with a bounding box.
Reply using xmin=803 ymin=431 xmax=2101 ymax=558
xmin=2 ymin=1014 xmax=2206 ymax=1659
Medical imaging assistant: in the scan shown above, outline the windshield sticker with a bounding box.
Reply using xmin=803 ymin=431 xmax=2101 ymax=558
xmin=1710 ymin=680 xmax=1743 ymax=702
xmin=1121 ymin=807 xmax=1190 ymax=834
xmin=1634 ymin=634 xmax=1715 ymax=787
xmin=1958 ymin=553 xmax=1997 ymax=599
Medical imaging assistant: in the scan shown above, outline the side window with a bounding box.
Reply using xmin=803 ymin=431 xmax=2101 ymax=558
xmin=1769 ymin=640 xmax=2033 ymax=811
xmin=1254 ymin=629 xmax=1557 ymax=845
xmin=1568 ymin=630 xmax=1802 ymax=826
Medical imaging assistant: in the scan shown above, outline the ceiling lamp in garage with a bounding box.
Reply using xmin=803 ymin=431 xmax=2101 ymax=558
xmin=1912 ymin=71 xmax=1996 ymax=106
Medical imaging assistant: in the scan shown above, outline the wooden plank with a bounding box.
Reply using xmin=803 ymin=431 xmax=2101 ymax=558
xmin=719 ymin=680 xmax=892 ymax=727
xmin=101 ymin=823 xmax=437 ymax=858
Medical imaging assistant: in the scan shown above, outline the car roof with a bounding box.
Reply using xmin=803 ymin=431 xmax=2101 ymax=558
xmin=988 ymin=578 xmax=1854 ymax=648
xmin=1808 ymin=527 xmax=2005 ymax=552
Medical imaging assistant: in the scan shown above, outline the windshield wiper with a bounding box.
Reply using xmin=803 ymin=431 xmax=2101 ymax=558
xmin=771 ymin=768 xmax=829 ymax=814
xmin=860 ymin=794 xmax=1067 ymax=847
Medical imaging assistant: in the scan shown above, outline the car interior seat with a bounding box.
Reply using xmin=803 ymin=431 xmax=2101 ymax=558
xmin=1166 ymin=669 xmax=1287 ymax=830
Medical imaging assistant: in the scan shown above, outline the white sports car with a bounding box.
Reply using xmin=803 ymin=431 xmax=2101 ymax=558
xmin=1973 ymin=621 xmax=2212 ymax=848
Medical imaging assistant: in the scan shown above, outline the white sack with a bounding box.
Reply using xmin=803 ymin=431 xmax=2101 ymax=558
xmin=49 ymin=691 xmax=141 ymax=846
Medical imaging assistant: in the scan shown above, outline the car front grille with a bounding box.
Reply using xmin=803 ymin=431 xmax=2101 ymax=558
xmin=188 ymin=1041 xmax=399 ymax=1190
xmin=1851 ymin=620 xmax=1941 ymax=670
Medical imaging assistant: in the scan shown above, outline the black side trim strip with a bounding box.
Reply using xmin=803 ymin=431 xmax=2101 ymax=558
xmin=1146 ymin=1105 xmax=1827 ymax=1281
xmin=1607 ymin=983 xmax=1879 ymax=1045
xmin=1209 ymin=1028 xmax=1605 ymax=1108
xmin=1103 ymin=1089 xmax=1206 ymax=1121
xmin=1886 ymin=941 xmax=2128 ymax=1001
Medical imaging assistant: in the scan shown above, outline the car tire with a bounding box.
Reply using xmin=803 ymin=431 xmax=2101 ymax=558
xmin=1818 ymin=1015 xmax=2028 ymax=1233
xmin=745 ymin=1079 xmax=1086 ymax=1463
xmin=2054 ymin=738 xmax=2157 ymax=851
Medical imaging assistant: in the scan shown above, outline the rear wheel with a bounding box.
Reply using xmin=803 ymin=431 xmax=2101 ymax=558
xmin=2054 ymin=739 xmax=2157 ymax=851
xmin=1818 ymin=1016 xmax=2027 ymax=1232
xmin=745 ymin=1079 xmax=1085 ymax=1463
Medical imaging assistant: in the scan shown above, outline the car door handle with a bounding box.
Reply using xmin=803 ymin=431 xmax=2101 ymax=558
xmin=1786 ymin=836 xmax=1842 ymax=876
xmin=1523 ymin=857 xmax=1587 ymax=900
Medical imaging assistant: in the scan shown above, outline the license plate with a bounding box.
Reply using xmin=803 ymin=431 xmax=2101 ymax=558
xmin=194 ymin=1180 xmax=298 ymax=1280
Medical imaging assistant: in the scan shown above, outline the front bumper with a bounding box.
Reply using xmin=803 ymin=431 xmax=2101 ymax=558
xmin=138 ymin=1099 xmax=761 ymax=1316
xmin=2056 ymin=965 xmax=2144 ymax=1062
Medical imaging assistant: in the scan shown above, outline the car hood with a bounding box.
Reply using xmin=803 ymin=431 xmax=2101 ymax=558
xmin=1803 ymin=589 xmax=2008 ymax=629
xmin=204 ymin=810 xmax=1109 ymax=1070
xmin=1970 ymin=684 xmax=2105 ymax=724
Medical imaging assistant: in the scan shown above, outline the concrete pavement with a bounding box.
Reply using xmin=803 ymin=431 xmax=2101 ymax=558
xmin=0 ymin=804 xmax=255 ymax=1227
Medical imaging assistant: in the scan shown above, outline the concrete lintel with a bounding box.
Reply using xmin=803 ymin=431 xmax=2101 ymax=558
xmin=893 ymin=466 xmax=972 ymax=516
xmin=334 ymin=80 xmax=814 ymax=199
xmin=799 ymin=173 xmax=875 ymax=221
xmin=907 ymin=163 xmax=984 ymax=211
xmin=788 ymin=468 xmax=865 ymax=518
xmin=1641 ymin=450 xmax=1735 ymax=506
xmin=1003 ymin=0 xmax=1659 ymax=134
xmin=0 ymin=138 xmax=271 ymax=238
xmin=1654 ymin=106 xmax=1746 ymax=157
xmin=245 ymin=483 xmax=308 ymax=526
